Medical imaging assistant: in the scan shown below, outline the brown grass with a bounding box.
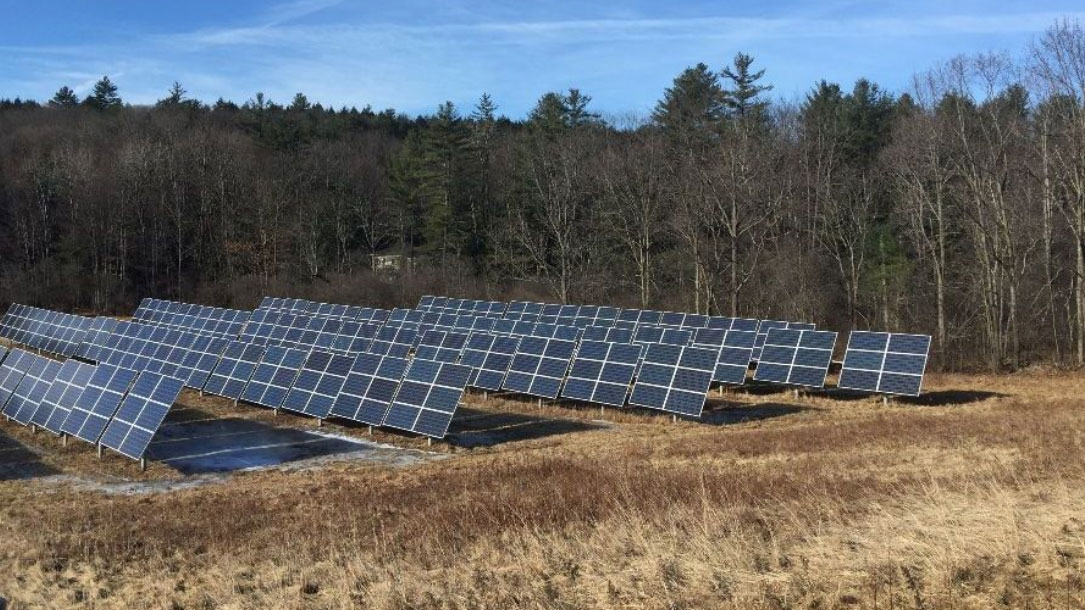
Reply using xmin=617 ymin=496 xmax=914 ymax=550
xmin=2 ymin=371 xmax=1085 ymax=609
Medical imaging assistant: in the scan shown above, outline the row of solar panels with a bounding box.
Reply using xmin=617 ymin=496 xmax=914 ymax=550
xmin=2 ymin=299 xmax=931 ymax=399
xmin=0 ymin=346 xmax=185 ymax=461
xmin=0 ymin=298 xmax=931 ymax=454
xmin=5 ymin=296 xmax=933 ymax=399
xmin=262 ymin=295 xmax=813 ymax=359
xmin=132 ymin=298 xmax=251 ymax=339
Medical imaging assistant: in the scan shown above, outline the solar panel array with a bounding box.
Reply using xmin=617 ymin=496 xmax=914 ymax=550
xmin=0 ymin=304 xmax=92 ymax=357
xmin=0 ymin=296 xmax=934 ymax=460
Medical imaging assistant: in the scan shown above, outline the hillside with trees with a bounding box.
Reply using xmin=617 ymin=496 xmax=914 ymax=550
xmin=2 ymin=20 xmax=1085 ymax=371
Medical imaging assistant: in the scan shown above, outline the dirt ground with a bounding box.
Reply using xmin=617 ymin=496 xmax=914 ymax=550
xmin=2 ymin=369 xmax=1084 ymax=609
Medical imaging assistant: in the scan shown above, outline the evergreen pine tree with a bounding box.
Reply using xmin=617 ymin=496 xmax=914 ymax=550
xmin=721 ymin=52 xmax=772 ymax=119
xmin=84 ymin=76 xmax=122 ymax=110
xmin=49 ymin=86 xmax=79 ymax=107
xmin=653 ymin=63 xmax=726 ymax=134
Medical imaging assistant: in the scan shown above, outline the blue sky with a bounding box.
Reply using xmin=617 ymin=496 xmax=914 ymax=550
xmin=2 ymin=1 xmax=1082 ymax=117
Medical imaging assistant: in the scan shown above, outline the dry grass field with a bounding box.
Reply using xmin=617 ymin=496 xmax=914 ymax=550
xmin=2 ymin=369 xmax=1084 ymax=609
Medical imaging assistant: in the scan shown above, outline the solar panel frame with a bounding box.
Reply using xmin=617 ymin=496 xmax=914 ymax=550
xmin=414 ymin=330 xmax=469 ymax=363
xmin=0 ymin=349 xmax=34 ymax=415
xmin=34 ymin=360 xmax=96 ymax=433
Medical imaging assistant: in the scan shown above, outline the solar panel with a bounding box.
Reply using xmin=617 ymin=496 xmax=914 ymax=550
xmin=501 ymin=336 xmax=577 ymax=399
xmin=0 ymin=348 xmax=33 ymax=412
xmin=504 ymin=301 xmax=544 ymax=321
xmin=176 ymin=334 xmax=229 ymax=389
xmin=459 ymin=333 xmax=520 ymax=391
xmin=202 ymin=341 xmax=266 ymax=399
xmin=368 ymin=325 xmax=417 ymax=358
xmin=628 ymin=344 xmax=718 ymax=417
xmin=692 ymin=328 xmax=757 ymax=385
xmin=60 ymin=364 xmax=140 ymax=444
xmin=239 ymin=345 xmax=309 ymax=409
xmin=76 ymin=317 xmax=120 ymax=360
xmin=415 ymin=330 xmax=469 ymax=363
xmin=281 ymin=350 xmax=356 ymax=419
xmin=6 ymin=356 xmax=61 ymax=426
xmin=838 ymin=332 xmax=931 ymax=396
xmin=633 ymin=325 xmax=693 ymax=346
xmin=382 ymin=359 xmax=471 ymax=438
xmin=34 ymin=360 xmax=96 ymax=433
xmin=100 ymin=372 xmax=185 ymax=460
xmin=329 ymin=353 xmax=408 ymax=425
xmin=582 ymin=325 xmax=634 ymax=343
xmin=753 ymin=329 xmax=838 ymax=388
xmin=0 ymin=346 xmax=6 ymax=365
xmin=561 ymin=340 xmax=643 ymax=406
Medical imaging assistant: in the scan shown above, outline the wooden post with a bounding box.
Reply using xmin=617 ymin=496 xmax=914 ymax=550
xmin=367 ymin=425 xmax=373 ymax=436
xmin=97 ymin=444 xmax=103 ymax=458
xmin=140 ymin=457 xmax=147 ymax=472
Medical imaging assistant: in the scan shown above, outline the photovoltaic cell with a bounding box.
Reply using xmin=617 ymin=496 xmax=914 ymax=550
xmin=838 ymin=331 xmax=931 ymax=396
xmin=61 ymin=364 xmax=139 ymax=444
xmin=561 ymin=340 xmax=643 ymax=406
xmin=383 ymin=359 xmax=471 ymax=438
xmin=753 ymin=328 xmax=838 ymax=388
xmin=99 ymin=371 xmax=185 ymax=460
xmin=329 ymin=353 xmax=408 ymax=425
xmin=628 ymin=344 xmax=718 ymax=417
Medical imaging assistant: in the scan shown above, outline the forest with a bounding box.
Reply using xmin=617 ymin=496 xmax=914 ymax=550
xmin=1 ymin=20 xmax=1085 ymax=371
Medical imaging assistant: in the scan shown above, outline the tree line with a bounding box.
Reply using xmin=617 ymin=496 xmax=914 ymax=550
xmin=2 ymin=20 xmax=1085 ymax=371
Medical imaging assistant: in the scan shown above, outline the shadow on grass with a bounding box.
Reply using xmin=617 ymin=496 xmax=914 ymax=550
xmin=817 ymin=388 xmax=1005 ymax=406
xmin=146 ymin=407 xmax=375 ymax=475
xmin=447 ymin=406 xmax=608 ymax=448
xmin=0 ymin=426 xmax=59 ymax=481
xmin=899 ymin=390 xmax=1007 ymax=406
xmin=697 ymin=402 xmax=816 ymax=426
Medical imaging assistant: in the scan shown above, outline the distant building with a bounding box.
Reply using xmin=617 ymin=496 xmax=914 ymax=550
xmin=372 ymin=253 xmax=413 ymax=274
